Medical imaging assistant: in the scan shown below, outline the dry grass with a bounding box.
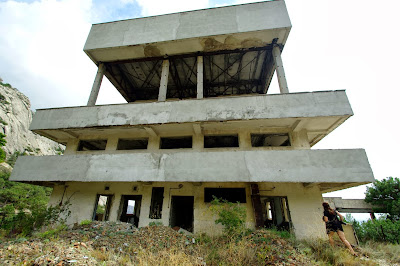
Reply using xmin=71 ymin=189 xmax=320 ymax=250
xmin=1 ymin=223 xmax=399 ymax=265
xmin=360 ymin=241 xmax=400 ymax=264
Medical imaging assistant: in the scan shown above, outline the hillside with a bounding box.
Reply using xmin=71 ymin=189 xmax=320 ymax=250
xmin=0 ymin=79 xmax=63 ymax=159
xmin=1 ymin=222 xmax=399 ymax=265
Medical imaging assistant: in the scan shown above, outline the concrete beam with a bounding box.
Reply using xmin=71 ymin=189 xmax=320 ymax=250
xmin=158 ymin=60 xmax=169 ymax=102
xmin=31 ymin=91 xmax=353 ymax=131
xmin=84 ymin=1 xmax=291 ymax=63
xmin=11 ymin=149 xmax=374 ymax=186
xmin=87 ymin=63 xmax=105 ymax=106
xmin=272 ymin=45 xmax=288 ymax=94
xmin=197 ymin=56 xmax=204 ymax=99
xmin=323 ymin=197 xmax=377 ymax=213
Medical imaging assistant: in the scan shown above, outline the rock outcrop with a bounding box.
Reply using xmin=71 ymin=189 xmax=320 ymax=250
xmin=0 ymin=82 xmax=64 ymax=158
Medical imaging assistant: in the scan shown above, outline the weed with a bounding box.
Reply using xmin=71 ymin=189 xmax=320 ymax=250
xmin=148 ymin=221 xmax=163 ymax=226
xmin=80 ymin=219 xmax=92 ymax=226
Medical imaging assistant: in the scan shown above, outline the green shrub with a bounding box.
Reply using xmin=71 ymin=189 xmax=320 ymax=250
xmin=148 ymin=221 xmax=163 ymax=226
xmin=356 ymin=217 xmax=400 ymax=244
xmin=80 ymin=219 xmax=92 ymax=226
xmin=6 ymin=151 xmax=22 ymax=167
xmin=209 ymin=197 xmax=246 ymax=237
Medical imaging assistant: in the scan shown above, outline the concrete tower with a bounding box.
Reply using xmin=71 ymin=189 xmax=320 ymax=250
xmin=11 ymin=0 xmax=374 ymax=239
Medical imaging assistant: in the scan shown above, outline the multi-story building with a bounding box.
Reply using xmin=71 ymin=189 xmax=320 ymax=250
xmin=11 ymin=0 xmax=374 ymax=239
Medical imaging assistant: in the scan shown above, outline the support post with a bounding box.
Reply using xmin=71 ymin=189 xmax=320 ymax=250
xmin=272 ymin=45 xmax=289 ymax=94
xmin=87 ymin=63 xmax=105 ymax=106
xmin=158 ymin=59 xmax=169 ymax=102
xmin=197 ymin=56 xmax=204 ymax=99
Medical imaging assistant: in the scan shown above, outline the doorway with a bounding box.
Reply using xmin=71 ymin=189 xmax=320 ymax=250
xmin=170 ymin=196 xmax=194 ymax=232
xmin=93 ymin=194 xmax=113 ymax=221
xmin=261 ymin=196 xmax=291 ymax=230
xmin=119 ymin=195 xmax=142 ymax=227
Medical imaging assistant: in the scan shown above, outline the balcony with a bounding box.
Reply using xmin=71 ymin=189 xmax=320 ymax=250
xmin=10 ymin=149 xmax=373 ymax=192
xmin=31 ymin=90 xmax=353 ymax=146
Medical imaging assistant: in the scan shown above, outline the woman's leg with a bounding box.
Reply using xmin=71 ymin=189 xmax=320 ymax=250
xmin=337 ymin=230 xmax=356 ymax=255
xmin=328 ymin=231 xmax=335 ymax=247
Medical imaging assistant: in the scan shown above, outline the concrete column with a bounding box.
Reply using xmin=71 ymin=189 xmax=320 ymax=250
xmin=197 ymin=56 xmax=204 ymax=99
xmin=158 ymin=60 xmax=169 ymax=102
xmin=291 ymin=129 xmax=310 ymax=149
xmin=238 ymin=131 xmax=251 ymax=149
xmin=147 ymin=136 xmax=160 ymax=150
xmin=64 ymin=139 xmax=79 ymax=155
xmin=105 ymin=136 xmax=118 ymax=151
xmin=272 ymin=45 xmax=289 ymax=94
xmin=87 ymin=63 xmax=105 ymax=106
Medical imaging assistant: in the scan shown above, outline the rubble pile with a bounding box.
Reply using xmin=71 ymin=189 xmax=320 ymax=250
xmin=0 ymin=222 xmax=198 ymax=265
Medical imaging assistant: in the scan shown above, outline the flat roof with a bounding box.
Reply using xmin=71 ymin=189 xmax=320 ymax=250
xmin=84 ymin=0 xmax=291 ymax=63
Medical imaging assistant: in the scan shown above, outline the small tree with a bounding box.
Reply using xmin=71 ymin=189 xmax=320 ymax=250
xmin=209 ymin=197 xmax=246 ymax=237
xmin=365 ymin=177 xmax=400 ymax=221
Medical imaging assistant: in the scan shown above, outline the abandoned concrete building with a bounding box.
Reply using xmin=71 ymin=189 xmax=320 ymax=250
xmin=11 ymin=0 xmax=374 ymax=239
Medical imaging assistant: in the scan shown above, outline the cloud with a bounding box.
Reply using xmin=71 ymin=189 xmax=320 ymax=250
xmin=134 ymin=0 xmax=209 ymax=17
xmin=0 ymin=0 xmax=134 ymax=109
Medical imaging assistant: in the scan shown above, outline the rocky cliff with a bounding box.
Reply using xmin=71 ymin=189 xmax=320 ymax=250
xmin=0 ymin=81 xmax=64 ymax=158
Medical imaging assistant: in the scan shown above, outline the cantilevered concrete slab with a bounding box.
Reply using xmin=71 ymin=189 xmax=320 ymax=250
xmin=11 ymin=149 xmax=374 ymax=192
xmin=30 ymin=91 xmax=352 ymax=145
xmin=84 ymin=1 xmax=291 ymax=63
xmin=323 ymin=197 xmax=375 ymax=213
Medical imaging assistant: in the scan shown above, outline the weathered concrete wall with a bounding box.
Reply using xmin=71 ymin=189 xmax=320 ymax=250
xmin=30 ymin=91 xmax=352 ymax=131
xmin=84 ymin=1 xmax=291 ymax=62
xmin=11 ymin=149 xmax=374 ymax=184
xmin=48 ymin=181 xmax=327 ymax=239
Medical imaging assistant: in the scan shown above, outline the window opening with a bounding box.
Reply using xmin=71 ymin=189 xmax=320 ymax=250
xmin=204 ymin=135 xmax=239 ymax=148
xmin=119 ymin=195 xmax=142 ymax=227
xmin=78 ymin=140 xmax=107 ymax=151
xmin=170 ymin=196 xmax=194 ymax=232
xmin=160 ymin=136 xmax=192 ymax=149
xmin=251 ymin=133 xmax=290 ymax=147
xmin=93 ymin=194 xmax=112 ymax=221
xmin=261 ymin=196 xmax=291 ymax=230
xmin=117 ymin=138 xmax=148 ymax=150
xmin=204 ymin=188 xmax=246 ymax=203
xmin=149 ymin=187 xmax=164 ymax=219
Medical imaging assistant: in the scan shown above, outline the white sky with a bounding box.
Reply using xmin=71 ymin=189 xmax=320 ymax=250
xmin=1 ymin=0 xmax=400 ymax=219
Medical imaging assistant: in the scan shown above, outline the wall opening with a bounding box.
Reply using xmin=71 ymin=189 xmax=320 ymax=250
xmin=204 ymin=188 xmax=246 ymax=203
xmin=118 ymin=195 xmax=142 ymax=227
xmin=251 ymin=133 xmax=290 ymax=147
xmin=93 ymin=194 xmax=112 ymax=221
xmin=260 ymin=196 xmax=291 ymax=230
xmin=78 ymin=140 xmax=107 ymax=151
xmin=149 ymin=187 xmax=164 ymax=219
xmin=204 ymin=135 xmax=239 ymax=148
xmin=160 ymin=136 xmax=192 ymax=149
xmin=170 ymin=196 xmax=194 ymax=232
xmin=117 ymin=138 xmax=148 ymax=150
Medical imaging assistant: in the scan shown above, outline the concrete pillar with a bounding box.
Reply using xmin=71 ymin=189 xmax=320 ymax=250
xmin=158 ymin=60 xmax=169 ymax=102
xmin=105 ymin=136 xmax=118 ymax=151
xmin=291 ymin=129 xmax=310 ymax=149
xmin=87 ymin=63 xmax=105 ymax=106
xmin=64 ymin=139 xmax=79 ymax=155
xmin=272 ymin=45 xmax=289 ymax=94
xmin=197 ymin=56 xmax=204 ymax=99
xmin=238 ymin=131 xmax=251 ymax=149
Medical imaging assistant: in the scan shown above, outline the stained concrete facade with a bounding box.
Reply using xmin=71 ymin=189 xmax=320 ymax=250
xmin=10 ymin=1 xmax=374 ymax=239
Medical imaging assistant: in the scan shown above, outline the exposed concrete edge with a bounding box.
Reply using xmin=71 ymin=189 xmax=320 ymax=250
xmin=11 ymin=149 xmax=374 ymax=185
xmin=30 ymin=90 xmax=353 ymax=131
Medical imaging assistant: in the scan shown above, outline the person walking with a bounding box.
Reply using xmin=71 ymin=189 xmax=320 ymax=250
xmin=322 ymin=202 xmax=357 ymax=256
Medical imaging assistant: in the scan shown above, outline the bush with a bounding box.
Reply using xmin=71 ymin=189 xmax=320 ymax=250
xmin=209 ymin=197 xmax=246 ymax=237
xmin=355 ymin=217 xmax=400 ymax=244
xmin=0 ymin=171 xmax=68 ymax=237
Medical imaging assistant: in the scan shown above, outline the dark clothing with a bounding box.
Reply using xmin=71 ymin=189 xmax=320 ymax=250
xmin=323 ymin=210 xmax=343 ymax=234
